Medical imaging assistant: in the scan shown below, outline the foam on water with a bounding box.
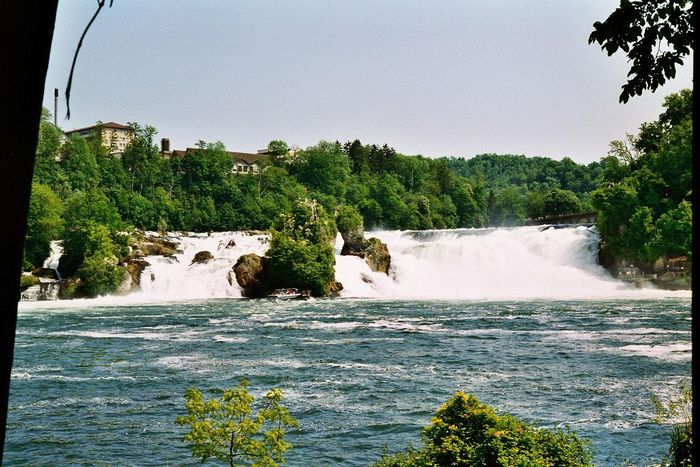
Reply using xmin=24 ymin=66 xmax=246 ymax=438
xmin=18 ymin=226 xmax=690 ymax=308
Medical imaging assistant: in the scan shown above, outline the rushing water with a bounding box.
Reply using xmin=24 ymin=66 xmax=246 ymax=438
xmin=10 ymin=227 xmax=692 ymax=465
xmin=7 ymin=298 xmax=692 ymax=466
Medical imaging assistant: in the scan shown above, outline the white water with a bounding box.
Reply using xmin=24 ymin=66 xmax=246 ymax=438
xmin=42 ymin=240 xmax=63 ymax=280
xmin=335 ymin=226 xmax=665 ymax=300
xmin=21 ymin=241 xmax=63 ymax=301
xmin=133 ymin=231 xmax=269 ymax=301
xmin=20 ymin=226 xmax=689 ymax=306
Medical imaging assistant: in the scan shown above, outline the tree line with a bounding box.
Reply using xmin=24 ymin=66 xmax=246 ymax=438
xmin=23 ymin=89 xmax=691 ymax=293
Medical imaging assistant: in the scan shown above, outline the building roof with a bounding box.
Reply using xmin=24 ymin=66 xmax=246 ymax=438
xmin=65 ymin=121 xmax=132 ymax=135
xmin=169 ymin=147 xmax=268 ymax=164
xmin=229 ymin=151 xmax=267 ymax=164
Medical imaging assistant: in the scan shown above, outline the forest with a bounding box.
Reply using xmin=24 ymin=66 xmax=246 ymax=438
xmin=23 ymin=89 xmax=691 ymax=296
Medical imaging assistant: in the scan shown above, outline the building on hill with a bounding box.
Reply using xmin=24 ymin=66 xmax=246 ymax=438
xmin=64 ymin=121 xmax=133 ymax=156
xmin=163 ymin=143 xmax=268 ymax=175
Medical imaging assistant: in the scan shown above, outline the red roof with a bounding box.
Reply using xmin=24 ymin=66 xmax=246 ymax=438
xmin=65 ymin=121 xmax=131 ymax=134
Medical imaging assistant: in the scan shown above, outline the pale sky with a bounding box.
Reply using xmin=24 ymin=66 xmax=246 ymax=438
xmin=42 ymin=0 xmax=693 ymax=164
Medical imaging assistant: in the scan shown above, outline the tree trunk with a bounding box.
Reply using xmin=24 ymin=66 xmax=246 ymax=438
xmin=0 ymin=1 xmax=59 ymax=460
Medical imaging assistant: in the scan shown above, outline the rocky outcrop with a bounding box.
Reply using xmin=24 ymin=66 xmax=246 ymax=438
xmin=191 ymin=251 xmax=214 ymax=264
xmin=128 ymin=232 xmax=179 ymax=259
xmin=233 ymin=253 xmax=271 ymax=298
xmin=58 ymin=277 xmax=89 ymax=300
xmin=126 ymin=258 xmax=150 ymax=288
xmin=31 ymin=267 xmax=59 ymax=280
xmin=328 ymin=280 xmax=343 ymax=295
xmin=340 ymin=233 xmax=391 ymax=275
xmin=598 ymin=243 xmax=691 ymax=290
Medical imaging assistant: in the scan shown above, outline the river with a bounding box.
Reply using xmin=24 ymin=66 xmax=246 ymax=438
xmin=7 ymin=298 xmax=691 ymax=465
xmin=7 ymin=227 xmax=692 ymax=465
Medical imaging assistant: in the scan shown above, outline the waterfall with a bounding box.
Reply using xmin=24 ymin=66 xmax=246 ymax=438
xmin=20 ymin=281 xmax=60 ymax=301
xmin=21 ymin=226 xmax=683 ymax=304
xmin=334 ymin=226 xmax=653 ymax=299
xmin=134 ymin=232 xmax=269 ymax=301
xmin=20 ymin=241 xmax=63 ymax=301
xmin=43 ymin=241 xmax=63 ymax=280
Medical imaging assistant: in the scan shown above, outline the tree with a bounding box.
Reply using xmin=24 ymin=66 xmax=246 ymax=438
xmin=374 ymin=392 xmax=593 ymax=467
xmin=32 ymin=108 xmax=69 ymax=194
xmin=542 ymin=188 xmax=582 ymax=217
xmin=650 ymin=200 xmax=692 ymax=259
xmin=589 ymin=0 xmax=694 ymax=103
xmin=76 ymin=222 xmax=127 ymax=296
xmin=287 ymin=141 xmax=350 ymax=199
xmin=176 ymin=380 xmax=299 ymax=467
xmin=23 ymin=183 xmax=64 ymax=269
xmin=62 ymin=134 xmax=101 ymax=191
xmin=267 ymin=140 xmax=290 ymax=167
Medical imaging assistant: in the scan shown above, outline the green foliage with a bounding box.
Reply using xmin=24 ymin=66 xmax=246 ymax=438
xmin=543 ymin=188 xmax=582 ymax=217
xmin=33 ymin=109 xmax=69 ymax=194
xmin=335 ymin=204 xmax=364 ymax=237
xmin=24 ymin=183 xmax=64 ymax=268
xmin=267 ymin=140 xmax=290 ymax=166
xmin=589 ymin=0 xmax=693 ymax=103
xmin=490 ymin=187 xmax=527 ymax=227
xmin=78 ymin=251 xmax=127 ymax=296
xmin=651 ymin=381 xmax=693 ymax=467
xmin=650 ymin=201 xmax=692 ymax=260
xmin=592 ymin=89 xmax=693 ymax=264
xmin=20 ymin=275 xmax=40 ymax=291
xmin=60 ymin=189 xmax=126 ymax=281
xmin=176 ymin=380 xmax=299 ymax=467
xmin=62 ymin=134 xmax=101 ymax=191
xmin=266 ymin=233 xmax=335 ymax=297
xmin=288 ymin=141 xmax=350 ymax=199
xmin=72 ymin=222 xmax=127 ymax=296
xmin=265 ymin=199 xmax=338 ymax=296
xmin=373 ymin=391 xmax=593 ymax=467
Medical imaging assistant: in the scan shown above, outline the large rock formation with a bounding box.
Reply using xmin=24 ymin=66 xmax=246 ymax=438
xmin=31 ymin=267 xmax=59 ymax=280
xmin=58 ymin=277 xmax=90 ymax=300
xmin=328 ymin=280 xmax=344 ymax=295
xmin=191 ymin=251 xmax=214 ymax=264
xmin=233 ymin=253 xmax=271 ymax=298
xmin=128 ymin=231 xmax=179 ymax=259
xmin=340 ymin=228 xmax=391 ymax=275
xmin=124 ymin=258 xmax=150 ymax=291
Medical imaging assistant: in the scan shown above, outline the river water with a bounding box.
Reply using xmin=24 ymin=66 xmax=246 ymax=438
xmin=7 ymin=297 xmax=692 ymax=466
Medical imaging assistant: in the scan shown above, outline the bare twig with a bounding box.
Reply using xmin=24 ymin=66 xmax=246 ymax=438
xmin=64 ymin=0 xmax=113 ymax=120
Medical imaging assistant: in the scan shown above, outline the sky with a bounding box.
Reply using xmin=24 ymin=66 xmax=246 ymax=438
xmin=42 ymin=0 xmax=693 ymax=164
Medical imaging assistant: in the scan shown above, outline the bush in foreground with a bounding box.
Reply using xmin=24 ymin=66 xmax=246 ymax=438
xmin=373 ymin=391 xmax=593 ymax=467
xmin=652 ymin=381 xmax=693 ymax=467
xmin=176 ymin=380 xmax=299 ymax=467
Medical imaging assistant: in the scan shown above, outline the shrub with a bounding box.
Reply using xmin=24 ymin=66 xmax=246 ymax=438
xmin=373 ymin=392 xmax=593 ymax=467
xmin=176 ymin=380 xmax=299 ymax=467
xmin=652 ymin=381 xmax=693 ymax=467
